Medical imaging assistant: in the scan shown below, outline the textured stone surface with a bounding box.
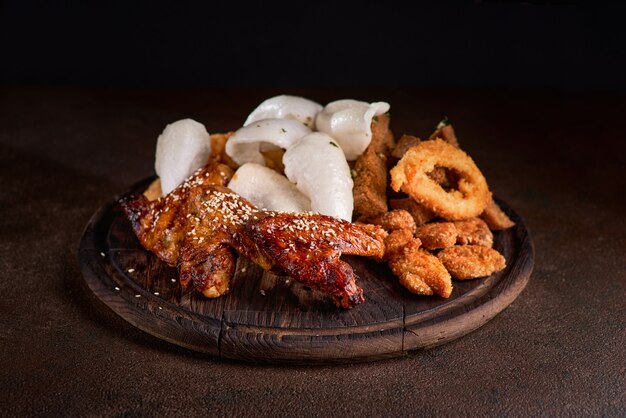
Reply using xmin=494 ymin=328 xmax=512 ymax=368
xmin=0 ymin=87 xmax=624 ymax=416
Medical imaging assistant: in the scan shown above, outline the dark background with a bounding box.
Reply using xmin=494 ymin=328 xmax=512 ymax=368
xmin=1 ymin=1 xmax=625 ymax=90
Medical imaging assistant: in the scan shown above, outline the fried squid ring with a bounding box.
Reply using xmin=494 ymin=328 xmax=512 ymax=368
xmin=390 ymin=139 xmax=490 ymax=220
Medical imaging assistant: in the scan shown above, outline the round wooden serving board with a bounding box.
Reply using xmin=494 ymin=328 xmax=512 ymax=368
xmin=79 ymin=178 xmax=534 ymax=364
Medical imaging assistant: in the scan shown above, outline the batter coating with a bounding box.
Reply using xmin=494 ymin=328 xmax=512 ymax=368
xmin=437 ymin=245 xmax=506 ymax=280
xmin=390 ymin=139 xmax=491 ymax=220
xmin=414 ymin=222 xmax=457 ymax=250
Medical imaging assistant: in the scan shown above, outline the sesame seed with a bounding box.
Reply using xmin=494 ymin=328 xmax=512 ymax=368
xmin=114 ymin=286 xmax=120 ymax=291
xmin=127 ymin=268 xmax=135 ymax=273
xmin=135 ymin=294 xmax=141 ymax=298
xmin=158 ymin=306 xmax=163 ymax=310
xmin=154 ymin=292 xmax=160 ymax=296
xmin=171 ymin=278 xmax=176 ymax=282
xmin=100 ymin=252 xmax=105 ymax=257
xmin=260 ymin=289 xmax=266 ymax=296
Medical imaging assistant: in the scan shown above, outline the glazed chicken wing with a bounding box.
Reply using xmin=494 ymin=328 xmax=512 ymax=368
xmin=121 ymin=163 xmax=244 ymax=297
xmin=121 ymin=163 xmax=385 ymax=308
xmin=243 ymin=212 xmax=385 ymax=308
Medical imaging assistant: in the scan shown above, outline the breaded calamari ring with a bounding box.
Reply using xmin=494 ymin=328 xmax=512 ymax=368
xmin=390 ymin=139 xmax=491 ymax=221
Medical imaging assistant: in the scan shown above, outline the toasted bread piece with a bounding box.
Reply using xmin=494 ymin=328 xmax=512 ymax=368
xmin=429 ymin=118 xmax=460 ymax=148
xmin=143 ymin=178 xmax=163 ymax=201
xmin=389 ymin=198 xmax=436 ymax=226
xmin=480 ymin=198 xmax=515 ymax=230
xmin=391 ymin=134 xmax=421 ymax=161
xmin=353 ymin=113 xmax=394 ymax=219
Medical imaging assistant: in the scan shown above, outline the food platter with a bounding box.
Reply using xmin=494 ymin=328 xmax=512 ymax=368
xmin=78 ymin=177 xmax=534 ymax=364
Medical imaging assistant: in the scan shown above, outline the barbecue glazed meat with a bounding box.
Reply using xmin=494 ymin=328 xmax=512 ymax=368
xmin=120 ymin=163 xmax=242 ymax=297
xmin=244 ymin=212 xmax=385 ymax=308
xmin=121 ymin=163 xmax=385 ymax=308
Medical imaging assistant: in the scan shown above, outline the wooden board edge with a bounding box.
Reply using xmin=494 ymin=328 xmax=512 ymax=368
xmin=403 ymin=203 xmax=535 ymax=352
xmin=78 ymin=235 xmax=223 ymax=356
xmin=77 ymin=182 xmax=535 ymax=364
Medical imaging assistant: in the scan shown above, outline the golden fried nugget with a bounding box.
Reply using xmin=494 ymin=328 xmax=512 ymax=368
xmin=353 ymin=113 xmax=394 ymax=219
xmin=480 ymin=198 xmax=515 ymax=230
xmin=210 ymin=132 xmax=239 ymax=170
xmin=415 ymin=222 xmax=457 ymax=250
xmin=390 ymin=139 xmax=491 ymax=220
xmin=437 ymin=245 xmax=506 ymax=280
xmin=143 ymin=178 xmax=162 ymax=201
xmin=389 ymin=198 xmax=436 ymax=226
xmin=391 ymin=134 xmax=421 ymax=160
xmin=389 ymin=240 xmax=452 ymax=298
xmin=383 ymin=228 xmax=415 ymax=260
xmin=454 ymin=218 xmax=493 ymax=247
xmin=368 ymin=209 xmax=416 ymax=234
xmin=429 ymin=118 xmax=460 ymax=148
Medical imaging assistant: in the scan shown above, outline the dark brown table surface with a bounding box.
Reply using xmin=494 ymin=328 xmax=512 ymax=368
xmin=1 ymin=87 xmax=624 ymax=416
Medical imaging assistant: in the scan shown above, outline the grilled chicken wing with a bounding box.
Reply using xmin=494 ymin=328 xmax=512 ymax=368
xmin=121 ymin=163 xmax=385 ymax=308
xmin=121 ymin=163 xmax=241 ymax=297
xmin=243 ymin=212 xmax=385 ymax=308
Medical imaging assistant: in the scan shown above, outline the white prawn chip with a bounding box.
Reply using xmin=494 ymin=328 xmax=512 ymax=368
xmin=228 ymin=163 xmax=311 ymax=213
xmin=315 ymin=99 xmax=390 ymax=161
xmin=283 ymin=133 xmax=354 ymax=221
xmin=244 ymin=95 xmax=323 ymax=129
xmin=225 ymin=118 xmax=311 ymax=166
xmin=155 ymin=119 xmax=211 ymax=194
